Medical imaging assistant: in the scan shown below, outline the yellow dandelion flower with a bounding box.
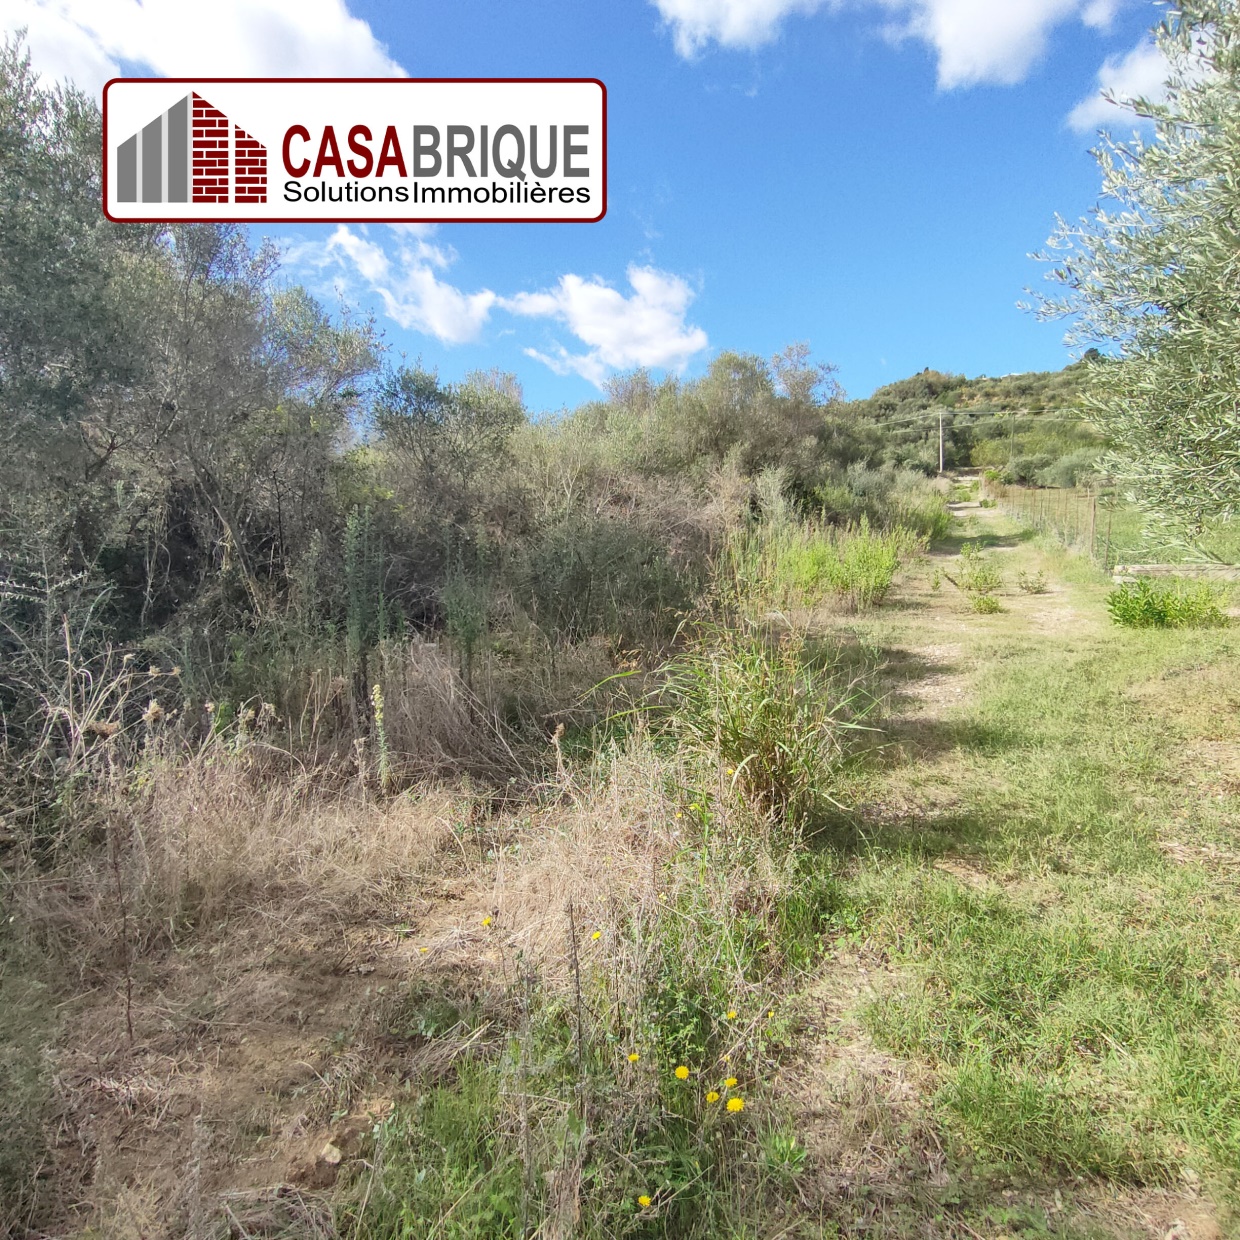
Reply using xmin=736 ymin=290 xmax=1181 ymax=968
xmin=675 ymin=812 xmax=683 ymax=819
xmin=689 ymin=802 xmax=700 ymax=811
xmin=591 ymin=930 xmax=602 ymax=940
xmin=637 ymin=1195 xmax=652 ymax=1208
xmin=419 ymin=946 xmax=429 ymax=953
xmin=706 ymin=1090 xmax=720 ymax=1103
xmin=674 ymin=1065 xmax=690 ymax=1080
xmin=628 ymin=1052 xmax=640 ymax=1063
xmin=725 ymin=1077 xmax=738 ymax=1088
xmin=726 ymin=1009 xmax=737 ymax=1020
xmin=768 ymin=1009 xmax=775 ymax=1019
xmin=727 ymin=1097 xmax=745 ymax=1112
xmin=481 ymin=915 xmax=492 ymax=927
xmin=726 ymin=767 xmax=735 ymax=776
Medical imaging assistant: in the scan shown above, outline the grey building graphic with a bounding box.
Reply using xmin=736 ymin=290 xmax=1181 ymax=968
xmin=116 ymin=92 xmax=267 ymax=206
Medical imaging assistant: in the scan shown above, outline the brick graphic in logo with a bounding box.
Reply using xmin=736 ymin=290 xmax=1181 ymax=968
xmin=115 ymin=92 xmax=267 ymax=205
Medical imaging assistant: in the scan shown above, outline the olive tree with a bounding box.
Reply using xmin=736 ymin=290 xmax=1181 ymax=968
xmin=1035 ymin=1 xmax=1240 ymax=532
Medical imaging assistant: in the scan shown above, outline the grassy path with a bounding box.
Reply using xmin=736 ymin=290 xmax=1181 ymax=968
xmin=786 ymin=503 xmax=1240 ymax=1239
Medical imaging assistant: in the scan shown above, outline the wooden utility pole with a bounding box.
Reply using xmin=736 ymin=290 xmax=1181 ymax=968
xmin=938 ymin=411 xmax=945 ymax=474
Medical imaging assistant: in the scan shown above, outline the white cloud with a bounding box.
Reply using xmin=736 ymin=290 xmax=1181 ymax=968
xmin=0 ymin=0 xmax=403 ymax=99
xmin=504 ymin=266 xmax=709 ymax=387
xmin=298 ymin=225 xmax=497 ymax=346
xmin=293 ymin=234 xmax=708 ymax=385
xmin=880 ymin=0 xmax=1084 ymax=89
xmin=1068 ymin=39 xmax=1169 ymax=133
xmin=653 ymin=0 xmax=1124 ymax=88
xmin=651 ymin=0 xmax=830 ymax=56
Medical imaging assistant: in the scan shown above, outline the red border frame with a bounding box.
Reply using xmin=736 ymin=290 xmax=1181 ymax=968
xmin=102 ymin=76 xmax=607 ymax=225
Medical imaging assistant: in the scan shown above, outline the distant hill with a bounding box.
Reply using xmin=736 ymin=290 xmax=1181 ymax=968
xmin=843 ymin=360 xmax=1101 ymax=483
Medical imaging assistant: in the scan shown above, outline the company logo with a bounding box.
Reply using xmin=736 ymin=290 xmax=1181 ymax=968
xmin=115 ymin=92 xmax=267 ymax=206
xmin=104 ymin=80 xmax=606 ymax=224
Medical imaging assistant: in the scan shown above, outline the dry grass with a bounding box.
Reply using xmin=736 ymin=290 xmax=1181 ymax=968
xmin=16 ymin=748 xmax=471 ymax=978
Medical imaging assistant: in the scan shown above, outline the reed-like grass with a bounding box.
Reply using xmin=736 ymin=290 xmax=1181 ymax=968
xmin=723 ymin=517 xmax=925 ymax=612
xmin=653 ymin=624 xmax=874 ymax=837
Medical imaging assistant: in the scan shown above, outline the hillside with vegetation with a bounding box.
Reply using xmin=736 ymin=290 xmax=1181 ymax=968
xmin=843 ymin=360 xmax=1106 ymax=486
xmin=4 ymin=7 xmax=1240 ymax=1239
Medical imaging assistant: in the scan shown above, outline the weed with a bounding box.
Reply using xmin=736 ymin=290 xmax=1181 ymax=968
xmin=1107 ymin=578 xmax=1229 ymax=629
xmin=969 ymin=593 xmax=1002 ymax=614
xmin=1017 ymin=570 xmax=1049 ymax=594
xmin=759 ymin=1125 xmax=807 ymax=1182
xmin=958 ymin=542 xmax=1002 ymax=596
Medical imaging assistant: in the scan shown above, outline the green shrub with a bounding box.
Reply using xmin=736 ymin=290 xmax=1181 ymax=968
xmin=812 ymin=465 xmax=951 ymax=542
xmin=1107 ymin=578 xmax=1229 ymax=629
xmin=1017 ymin=570 xmax=1049 ymax=595
xmin=970 ymin=593 xmax=1002 ymax=615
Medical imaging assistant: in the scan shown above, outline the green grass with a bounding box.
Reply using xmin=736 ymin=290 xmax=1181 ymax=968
xmin=838 ymin=570 xmax=1240 ymax=1212
xmin=350 ymin=505 xmax=1240 ymax=1234
xmin=0 ymin=923 xmax=55 ymax=1233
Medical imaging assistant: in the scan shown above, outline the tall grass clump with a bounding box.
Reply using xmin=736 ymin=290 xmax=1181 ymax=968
xmin=1107 ymin=578 xmax=1229 ymax=629
xmin=725 ymin=517 xmax=924 ymax=612
xmin=654 ymin=626 xmax=873 ymax=835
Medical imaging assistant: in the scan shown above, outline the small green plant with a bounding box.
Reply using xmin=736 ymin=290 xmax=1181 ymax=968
xmin=1017 ymin=570 xmax=1049 ymax=595
xmin=930 ymin=568 xmax=942 ymax=591
xmin=958 ymin=542 xmax=1002 ymax=596
xmin=441 ymin=573 xmax=490 ymax=687
xmin=1107 ymin=578 xmax=1229 ymax=629
xmin=970 ymin=593 xmax=1002 ymax=614
xmin=759 ymin=1125 xmax=808 ymax=1182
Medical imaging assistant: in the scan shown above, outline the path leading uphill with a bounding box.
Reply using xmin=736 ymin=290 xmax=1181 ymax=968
xmin=779 ymin=495 xmax=1232 ymax=1240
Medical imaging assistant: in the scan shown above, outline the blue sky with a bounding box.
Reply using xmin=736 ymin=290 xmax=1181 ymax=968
xmin=5 ymin=0 xmax=1170 ymax=411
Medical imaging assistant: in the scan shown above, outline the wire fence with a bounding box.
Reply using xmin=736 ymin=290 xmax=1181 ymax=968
xmin=983 ymin=479 xmax=1120 ymax=571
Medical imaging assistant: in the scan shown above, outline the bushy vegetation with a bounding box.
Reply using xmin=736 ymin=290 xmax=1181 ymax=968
xmin=0 ymin=38 xmax=953 ymax=1238
xmin=1107 ymin=578 xmax=1230 ymax=629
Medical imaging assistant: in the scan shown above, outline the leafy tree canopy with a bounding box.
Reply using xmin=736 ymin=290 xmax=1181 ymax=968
xmin=1035 ymin=0 xmax=1240 ymax=531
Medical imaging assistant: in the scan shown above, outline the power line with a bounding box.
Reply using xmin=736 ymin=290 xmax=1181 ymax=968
xmin=845 ymin=405 xmax=1093 ymax=432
